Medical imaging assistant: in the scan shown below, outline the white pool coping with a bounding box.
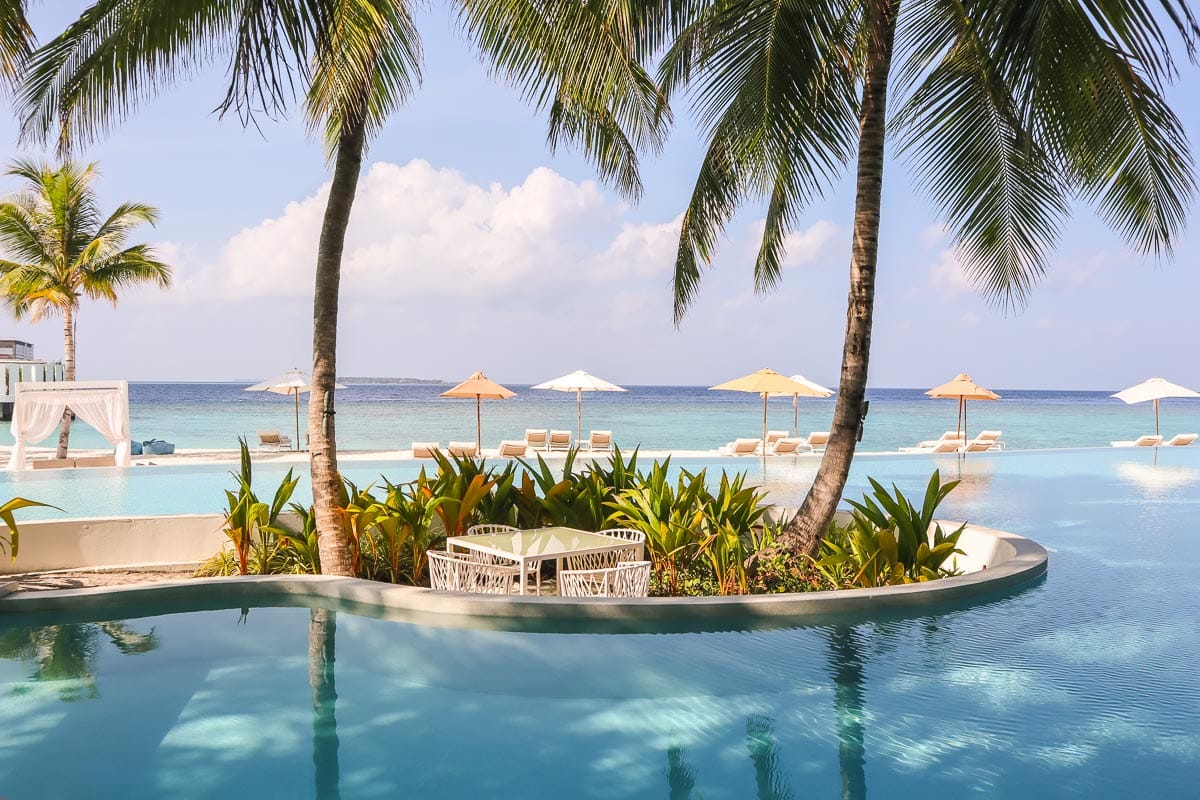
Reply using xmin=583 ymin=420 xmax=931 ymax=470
xmin=0 ymin=516 xmax=1046 ymax=631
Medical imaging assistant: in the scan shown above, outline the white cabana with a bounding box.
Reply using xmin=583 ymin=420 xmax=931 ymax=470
xmin=6 ymin=380 xmax=131 ymax=470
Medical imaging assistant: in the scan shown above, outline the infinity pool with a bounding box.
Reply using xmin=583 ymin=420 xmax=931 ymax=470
xmin=1 ymin=448 xmax=1197 ymax=798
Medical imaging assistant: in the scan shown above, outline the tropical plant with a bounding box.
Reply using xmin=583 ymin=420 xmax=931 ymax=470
xmin=210 ymin=439 xmax=299 ymax=575
xmin=0 ymin=495 xmax=60 ymax=561
xmin=21 ymin=0 xmax=665 ymax=576
xmin=814 ymin=471 xmax=965 ymax=588
xmin=280 ymin=503 xmax=322 ymax=574
xmin=695 ymin=471 xmax=770 ymax=594
xmin=0 ymin=159 xmax=171 ymax=456
xmin=372 ymin=478 xmax=446 ymax=583
xmin=645 ymin=0 xmax=1199 ymax=561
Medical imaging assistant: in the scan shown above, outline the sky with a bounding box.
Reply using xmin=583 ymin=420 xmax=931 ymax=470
xmin=0 ymin=4 xmax=1197 ymax=390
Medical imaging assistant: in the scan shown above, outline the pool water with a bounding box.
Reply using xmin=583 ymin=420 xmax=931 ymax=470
xmin=1 ymin=448 xmax=1198 ymax=798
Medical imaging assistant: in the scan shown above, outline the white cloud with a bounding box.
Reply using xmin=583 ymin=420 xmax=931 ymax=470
xmin=929 ymin=245 xmax=974 ymax=294
xmin=920 ymin=222 xmax=950 ymax=247
xmin=743 ymin=218 xmax=841 ymax=269
xmin=166 ymin=159 xmax=671 ymax=305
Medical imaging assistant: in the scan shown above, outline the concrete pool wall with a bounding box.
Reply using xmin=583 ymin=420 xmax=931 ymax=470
xmin=0 ymin=512 xmax=1047 ymax=624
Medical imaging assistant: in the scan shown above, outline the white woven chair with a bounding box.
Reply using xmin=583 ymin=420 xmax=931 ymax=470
xmin=563 ymin=528 xmax=646 ymax=571
xmin=428 ymin=551 xmax=520 ymax=594
xmin=463 ymin=524 xmax=543 ymax=594
xmin=560 ymin=561 xmax=652 ymax=598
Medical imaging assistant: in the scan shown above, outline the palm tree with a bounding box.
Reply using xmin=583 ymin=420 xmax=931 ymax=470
xmin=18 ymin=0 xmax=663 ymax=575
xmin=0 ymin=160 xmax=171 ymax=457
xmin=650 ymin=0 xmax=1199 ymax=559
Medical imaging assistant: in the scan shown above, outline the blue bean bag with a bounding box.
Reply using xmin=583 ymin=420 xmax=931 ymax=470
xmin=130 ymin=440 xmax=143 ymax=456
xmin=141 ymin=439 xmax=176 ymax=455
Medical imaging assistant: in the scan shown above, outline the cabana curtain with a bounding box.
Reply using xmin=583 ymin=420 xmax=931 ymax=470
xmin=6 ymin=381 xmax=131 ymax=469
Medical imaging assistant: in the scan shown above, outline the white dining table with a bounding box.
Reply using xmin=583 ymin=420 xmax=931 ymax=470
xmin=445 ymin=527 xmax=639 ymax=595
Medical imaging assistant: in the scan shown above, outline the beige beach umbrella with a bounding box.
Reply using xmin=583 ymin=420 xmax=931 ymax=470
xmin=245 ymin=369 xmax=346 ymax=450
xmin=711 ymin=368 xmax=828 ymax=446
xmin=925 ymin=373 xmax=1000 ymax=443
xmin=768 ymin=373 xmax=835 ymax=437
xmin=1112 ymin=377 xmax=1200 ymax=436
xmin=441 ymin=370 xmax=517 ymax=452
xmin=532 ymin=369 xmax=626 ymax=441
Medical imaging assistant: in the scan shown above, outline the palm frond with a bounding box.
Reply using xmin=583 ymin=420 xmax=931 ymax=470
xmin=895 ymin=0 xmax=1068 ymax=307
xmin=0 ymin=0 xmax=32 ymax=93
xmin=663 ymin=0 xmax=858 ymax=322
xmin=459 ymin=0 xmax=668 ymax=200
xmin=17 ymin=0 xmax=329 ymax=152
xmin=306 ymin=0 xmax=423 ymax=155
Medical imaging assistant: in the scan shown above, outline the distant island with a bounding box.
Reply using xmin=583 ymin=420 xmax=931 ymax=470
xmin=339 ymin=377 xmax=449 ymax=385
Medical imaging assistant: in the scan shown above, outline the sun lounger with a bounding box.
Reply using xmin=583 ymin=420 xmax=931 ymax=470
xmin=31 ymin=455 xmax=118 ymax=469
xmin=524 ymin=429 xmax=548 ymax=451
xmin=805 ymin=431 xmax=830 ymax=452
xmin=256 ymin=431 xmax=292 ymax=452
xmin=411 ymin=442 xmax=441 ymax=458
xmin=720 ymin=438 xmax=762 ymax=456
xmin=963 ymin=431 xmax=1004 ymax=452
xmin=929 ymin=440 xmax=963 ymax=453
xmin=447 ymin=441 xmax=479 ymax=457
xmin=585 ymin=430 xmax=613 ymax=452
xmin=1162 ymin=433 xmax=1198 ymax=447
xmin=1111 ymin=435 xmax=1164 ymax=447
xmin=765 ymin=430 xmax=788 ymax=448
xmin=769 ymin=437 xmax=810 ymax=455
xmin=496 ymin=440 xmax=527 ymax=457
xmin=548 ymin=430 xmax=572 ymax=451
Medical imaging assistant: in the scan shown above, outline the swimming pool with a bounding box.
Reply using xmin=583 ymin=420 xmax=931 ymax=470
xmin=1 ymin=447 xmax=1197 ymax=798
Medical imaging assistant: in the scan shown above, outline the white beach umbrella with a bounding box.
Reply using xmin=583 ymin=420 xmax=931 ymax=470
xmin=767 ymin=373 xmax=834 ymax=437
xmin=245 ymin=369 xmax=346 ymax=450
xmin=1112 ymin=377 xmax=1200 ymax=436
xmin=532 ymin=369 xmax=627 ymax=440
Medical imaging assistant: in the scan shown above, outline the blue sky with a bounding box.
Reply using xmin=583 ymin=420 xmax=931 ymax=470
xmin=0 ymin=3 xmax=1197 ymax=390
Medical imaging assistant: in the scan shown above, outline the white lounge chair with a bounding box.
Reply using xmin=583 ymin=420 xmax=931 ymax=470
xmin=496 ymin=440 xmax=527 ymax=457
xmin=256 ymin=431 xmax=292 ymax=452
xmin=963 ymin=431 xmax=1004 ymax=452
xmin=1111 ymin=435 xmax=1164 ymax=447
xmin=769 ymin=437 xmax=810 ymax=455
xmin=765 ymin=430 xmax=788 ymax=448
xmin=427 ymin=550 xmax=520 ymax=594
xmin=1163 ymin=433 xmax=1198 ymax=447
xmin=585 ymin=430 xmax=613 ymax=452
xmin=805 ymin=431 xmax=830 ymax=452
xmin=548 ymin=430 xmax=572 ymax=451
xmin=559 ymin=561 xmax=652 ymax=598
xmin=524 ymin=429 xmax=548 ymax=451
xmin=411 ymin=442 xmax=441 ymax=458
xmin=447 ymin=441 xmax=479 ymax=458
xmin=901 ymin=431 xmax=965 ymax=453
xmin=720 ymin=438 xmax=761 ymax=456
xmin=928 ymin=439 xmax=963 ymax=454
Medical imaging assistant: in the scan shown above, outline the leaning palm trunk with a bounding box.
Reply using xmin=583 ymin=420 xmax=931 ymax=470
xmin=769 ymin=0 xmax=900 ymax=559
xmin=55 ymin=303 xmax=76 ymax=458
xmin=309 ymin=122 xmax=367 ymax=578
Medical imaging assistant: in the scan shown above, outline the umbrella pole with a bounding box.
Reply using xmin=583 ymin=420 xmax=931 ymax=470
xmin=1155 ymin=398 xmax=1160 ymax=436
xmin=577 ymin=389 xmax=583 ymax=443
xmin=793 ymin=395 xmax=799 ymax=438
xmin=294 ymin=391 xmax=301 ymax=451
xmin=762 ymin=393 xmax=768 ymax=452
xmin=963 ymin=399 xmax=969 ymax=443
xmin=477 ymin=395 xmax=482 ymax=453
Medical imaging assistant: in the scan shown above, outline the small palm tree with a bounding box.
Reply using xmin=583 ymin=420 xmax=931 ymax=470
xmin=0 ymin=160 xmax=171 ymax=457
xmin=650 ymin=0 xmax=1198 ymax=558
xmin=18 ymin=0 xmax=662 ymax=575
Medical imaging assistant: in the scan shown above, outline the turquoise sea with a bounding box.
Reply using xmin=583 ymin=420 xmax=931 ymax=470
xmin=3 ymin=382 xmax=1198 ymax=453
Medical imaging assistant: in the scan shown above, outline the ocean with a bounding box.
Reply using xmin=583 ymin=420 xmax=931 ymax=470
xmin=3 ymin=382 xmax=1196 ymax=453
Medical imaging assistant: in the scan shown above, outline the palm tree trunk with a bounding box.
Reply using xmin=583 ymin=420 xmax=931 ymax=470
xmin=55 ymin=304 xmax=76 ymax=459
xmin=763 ymin=0 xmax=900 ymax=561
xmin=309 ymin=119 xmax=367 ymax=577
xmin=309 ymin=608 xmax=341 ymax=800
